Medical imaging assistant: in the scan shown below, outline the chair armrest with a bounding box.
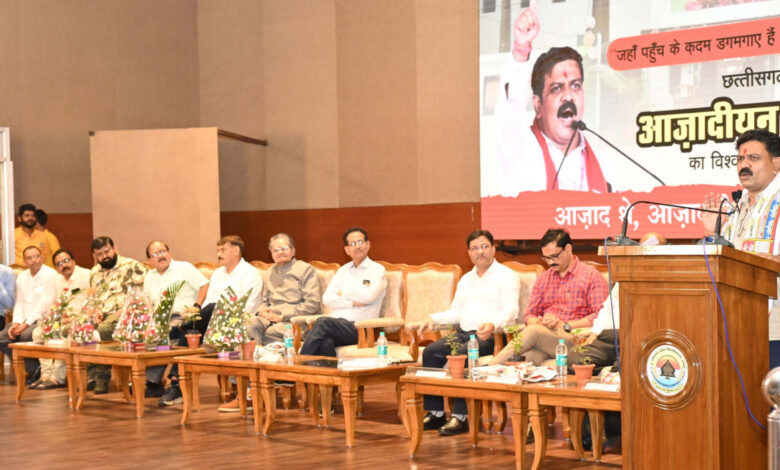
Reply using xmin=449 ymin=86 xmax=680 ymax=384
xmin=290 ymin=315 xmax=320 ymax=325
xmin=355 ymin=318 xmax=404 ymax=329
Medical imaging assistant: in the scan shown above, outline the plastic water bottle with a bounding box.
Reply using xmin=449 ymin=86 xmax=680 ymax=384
xmin=283 ymin=325 xmax=295 ymax=364
xmin=376 ymin=331 xmax=388 ymax=367
xmin=467 ymin=334 xmax=479 ymax=380
xmin=555 ymin=339 xmax=568 ymax=383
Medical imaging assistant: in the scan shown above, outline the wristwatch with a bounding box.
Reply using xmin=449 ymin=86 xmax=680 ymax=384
xmin=563 ymin=322 xmax=571 ymax=333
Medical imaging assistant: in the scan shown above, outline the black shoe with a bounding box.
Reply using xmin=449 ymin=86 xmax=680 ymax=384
xmin=94 ymin=380 xmax=109 ymax=395
xmin=159 ymin=381 xmax=182 ymax=406
xmin=438 ymin=416 xmax=468 ymax=436
xmin=25 ymin=368 xmax=41 ymax=386
xmin=86 ymin=380 xmax=96 ymax=391
xmin=423 ymin=412 xmax=448 ymax=430
xmin=145 ymin=381 xmax=164 ymax=398
xmin=526 ymin=427 xmax=534 ymax=444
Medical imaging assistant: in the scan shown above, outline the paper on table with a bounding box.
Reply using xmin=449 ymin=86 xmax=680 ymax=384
xmin=486 ymin=375 xmax=520 ymax=385
xmin=340 ymin=358 xmax=380 ymax=370
xmin=415 ymin=370 xmax=450 ymax=379
xmin=584 ymin=382 xmax=620 ymax=392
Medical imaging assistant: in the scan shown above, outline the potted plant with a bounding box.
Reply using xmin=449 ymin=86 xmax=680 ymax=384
xmin=570 ymin=332 xmax=595 ymax=384
xmin=444 ymin=328 xmax=466 ymax=378
xmin=504 ymin=324 xmax=525 ymax=365
xmin=181 ymin=307 xmax=203 ymax=348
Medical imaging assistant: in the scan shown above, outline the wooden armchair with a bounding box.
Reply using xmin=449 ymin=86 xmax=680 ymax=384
xmin=403 ymin=262 xmax=462 ymax=356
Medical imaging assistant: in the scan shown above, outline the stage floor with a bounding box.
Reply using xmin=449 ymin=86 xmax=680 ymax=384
xmin=0 ymin=361 xmax=622 ymax=469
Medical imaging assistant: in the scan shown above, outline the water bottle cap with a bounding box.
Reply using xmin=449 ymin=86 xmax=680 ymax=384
xmin=286 ymin=325 xmax=291 ymax=329
xmin=470 ymin=334 xmax=476 ymax=339
xmin=559 ymin=339 xmax=565 ymax=343
xmin=379 ymin=332 xmax=385 ymax=337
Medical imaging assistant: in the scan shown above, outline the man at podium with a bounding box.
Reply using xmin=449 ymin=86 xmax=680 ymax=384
xmin=703 ymin=128 xmax=780 ymax=367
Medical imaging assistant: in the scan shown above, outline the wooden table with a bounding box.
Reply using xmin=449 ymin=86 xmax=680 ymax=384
xmin=176 ymin=354 xmax=410 ymax=447
xmin=400 ymin=372 xmax=529 ymax=470
xmin=524 ymin=379 xmax=621 ymax=469
xmin=177 ymin=354 xmax=260 ymax=432
xmin=70 ymin=342 xmax=205 ymax=418
xmin=10 ymin=341 xmax=77 ymax=408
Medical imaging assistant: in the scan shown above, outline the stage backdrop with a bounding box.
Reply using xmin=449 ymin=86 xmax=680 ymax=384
xmin=480 ymin=0 xmax=780 ymax=240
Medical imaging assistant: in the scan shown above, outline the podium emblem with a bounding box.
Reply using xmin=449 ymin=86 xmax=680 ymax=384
xmin=646 ymin=344 xmax=688 ymax=396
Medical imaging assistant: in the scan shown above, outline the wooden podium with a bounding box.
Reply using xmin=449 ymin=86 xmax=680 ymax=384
xmin=603 ymin=245 xmax=777 ymax=469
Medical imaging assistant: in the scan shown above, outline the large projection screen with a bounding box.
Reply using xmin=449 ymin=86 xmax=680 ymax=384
xmin=480 ymin=0 xmax=780 ymax=241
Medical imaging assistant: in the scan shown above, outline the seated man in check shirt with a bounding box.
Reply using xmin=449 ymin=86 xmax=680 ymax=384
xmin=411 ymin=230 xmax=520 ymax=436
xmin=497 ymin=228 xmax=608 ymax=366
xmin=299 ymin=227 xmax=386 ymax=357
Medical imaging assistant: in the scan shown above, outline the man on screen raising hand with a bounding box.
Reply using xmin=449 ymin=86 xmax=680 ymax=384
xmin=493 ymin=0 xmax=610 ymax=195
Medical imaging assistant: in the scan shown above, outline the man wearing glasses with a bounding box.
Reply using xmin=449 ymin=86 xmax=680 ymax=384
xmin=497 ymin=228 xmax=607 ymax=366
xmin=88 ymin=236 xmax=148 ymax=393
xmin=248 ymin=233 xmax=321 ymax=347
xmin=299 ymin=227 xmax=386 ymax=357
xmin=143 ymin=241 xmax=209 ymax=397
xmin=411 ymin=229 xmax=520 ymax=436
xmin=29 ymin=248 xmax=91 ymax=389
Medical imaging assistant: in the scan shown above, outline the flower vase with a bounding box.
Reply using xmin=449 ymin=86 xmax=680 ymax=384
xmin=447 ymin=355 xmax=467 ymax=379
xmin=573 ymin=363 xmax=595 ymax=384
xmin=241 ymin=340 xmax=257 ymax=360
xmin=185 ymin=332 xmax=201 ymax=349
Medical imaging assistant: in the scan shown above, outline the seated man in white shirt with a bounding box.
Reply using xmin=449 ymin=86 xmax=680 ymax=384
xmin=142 ymin=240 xmax=209 ymax=398
xmin=299 ymin=227 xmax=386 ymax=357
xmin=160 ymin=235 xmax=262 ymax=407
xmin=30 ymin=248 xmax=91 ymax=389
xmin=411 ymin=230 xmax=520 ymax=436
xmin=0 ymin=246 xmax=58 ymax=383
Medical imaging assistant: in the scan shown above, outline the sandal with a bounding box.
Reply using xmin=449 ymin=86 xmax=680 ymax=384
xmin=27 ymin=378 xmax=43 ymax=390
xmin=36 ymin=378 xmax=65 ymax=390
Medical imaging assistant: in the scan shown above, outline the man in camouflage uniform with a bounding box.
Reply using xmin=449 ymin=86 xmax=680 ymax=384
xmin=88 ymin=236 xmax=147 ymax=393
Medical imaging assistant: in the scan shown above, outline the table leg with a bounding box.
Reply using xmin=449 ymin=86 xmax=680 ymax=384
xmin=261 ymin=377 xmax=276 ymax=435
xmin=319 ymin=384 xmax=333 ymax=428
xmin=569 ymin=408 xmax=586 ymax=460
xmin=510 ymin=394 xmax=528 ymax=470
xmin=75 ymin=362 xmax=87 ymax=410
xmin=407 ymin=391 xmax=423 ymax=457
xmin=397 ymin=382 xmax=409 ymax=435
xmin=192 ymin=372 xmax=201 ymax=411
xmin=529 ymin=394 xmax=547 ymax=470
xmin=588 ymin=410 xmax=604 ymax=462
xmin=66 ymin=360 xmax=76 ymax=410
xmin=466 ymin=398 xmax=481 ymax=447
xmin=237 ymin=375 xmax=248 ymax=418
xmin=12 ymin=355 xmax=25 ymax=401
xmin=121 ymin=368 xmax=131 ymax=402
xmin=307 ymin=384 xmax=320 ymax=426
xmin=341 ymin=383 xmax=359 ymax=448
xmin=250 ymin=375 xmax=263 ymax=435
xmin=131 ymin=367 xmax=146 ymax=419
xmin=180 ymin=368 xmax=192 ymax=425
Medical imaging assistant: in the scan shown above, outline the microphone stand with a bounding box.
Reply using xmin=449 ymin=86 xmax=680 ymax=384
xmin=608 ymin=200 xmax=732 ymax=246
xmin=551 ymin=129 xmax=579 ymax=190
xmin=697 ymin=198 xmax=735 ymax=247
xmin=577 ymin=121 xmax=666 ymax=187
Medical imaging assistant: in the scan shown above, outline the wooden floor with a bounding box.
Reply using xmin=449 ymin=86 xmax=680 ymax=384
xmin=1 ymin=361 xmax=621 ymax=469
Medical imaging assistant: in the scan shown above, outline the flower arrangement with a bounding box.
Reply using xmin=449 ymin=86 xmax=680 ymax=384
xmin=39 ymin=287 xmax=80 ymax=340
xmin=112 ymin=287 xmax=153 ymax=344
xmin=69 ymin=285 xmax=106 ymax=344
xmin=145 ymin=281 xmax=185 ymax=346
xmin=205 ymin=286 xmax=253 ymax=352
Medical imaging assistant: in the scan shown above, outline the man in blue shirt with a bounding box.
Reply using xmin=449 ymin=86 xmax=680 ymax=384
xmin=0 ymin=264 xmax=15 ymax=331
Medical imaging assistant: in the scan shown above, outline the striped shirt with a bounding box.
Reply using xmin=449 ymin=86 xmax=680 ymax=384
xmin=524 ymin=257 xmax=608 ymax=325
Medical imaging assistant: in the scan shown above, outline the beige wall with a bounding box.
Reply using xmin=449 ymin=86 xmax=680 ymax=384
xmin=0 ymin=0 xmax=201 ymax=213
xmin=2 ymin=0 xmax=479 ymax=219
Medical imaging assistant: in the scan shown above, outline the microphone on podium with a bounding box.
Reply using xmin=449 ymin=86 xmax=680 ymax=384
xmin=608 ymin=200 xmax=734 ymax=246
xmin=572 ymin=120 xmax=666 ymax=187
